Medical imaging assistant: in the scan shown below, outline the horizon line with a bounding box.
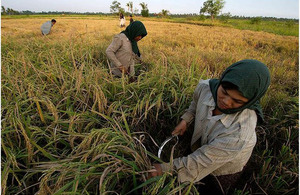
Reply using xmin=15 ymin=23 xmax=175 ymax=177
xmin=2 ymin=10 xmax=299 ymax=20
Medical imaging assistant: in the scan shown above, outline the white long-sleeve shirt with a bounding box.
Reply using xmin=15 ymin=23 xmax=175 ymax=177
xmin=161 ymin=79 xmax=257 ymax=183
xmin=40 ymin=21 xmax=53 ymax=35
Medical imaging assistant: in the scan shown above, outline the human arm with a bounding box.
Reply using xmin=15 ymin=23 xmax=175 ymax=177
xmin=162 ymin=111 xmax=257 ymax=183
xmin=149 ymin=136 xmax=244 ymax=181
xmin=168 ymin=107 xmax=258 ymax=182
xmin=160 ymin=133 xmax=247 ymax=182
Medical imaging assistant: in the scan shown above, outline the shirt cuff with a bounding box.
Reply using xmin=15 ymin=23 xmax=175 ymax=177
xmin=181 ymin=112 xmax=195 ymax=125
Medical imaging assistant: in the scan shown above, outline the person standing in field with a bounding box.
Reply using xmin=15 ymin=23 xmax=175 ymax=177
xmin=119 ymin=13 xmax=126 ymax=27
xmin=129 ymin=14 xmax=134 ymax=24
xmin=149 ymin=59 xmax=271 ymax=194
xmin=106 ymin=21 xmax=147 ymax=78
xmin=41 ymin=19 xmax=56 ymax=35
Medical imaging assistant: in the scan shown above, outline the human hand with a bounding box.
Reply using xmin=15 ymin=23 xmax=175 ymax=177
xmin=148 ymin=164 xmax=163 ymax=179
xmin=172 ymin=120 xmax=187 ymax=136
xmin=120 ymin=66 xmax=129 ymax=75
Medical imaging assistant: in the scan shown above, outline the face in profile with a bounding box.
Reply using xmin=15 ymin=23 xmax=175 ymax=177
xmin=217 ymin=84 xmax=249 ymax=110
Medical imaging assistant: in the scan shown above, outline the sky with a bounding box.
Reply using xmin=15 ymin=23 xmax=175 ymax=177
xmin=1 ymin=0 xmax=299 ymax=19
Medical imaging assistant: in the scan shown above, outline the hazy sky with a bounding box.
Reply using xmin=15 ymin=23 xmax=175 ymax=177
xmin=1 ymin=0 xmax=299 ymax=19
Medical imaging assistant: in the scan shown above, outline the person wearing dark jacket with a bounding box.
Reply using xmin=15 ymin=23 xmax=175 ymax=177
xmin=129 ymin=14 xmax=134 ymax=24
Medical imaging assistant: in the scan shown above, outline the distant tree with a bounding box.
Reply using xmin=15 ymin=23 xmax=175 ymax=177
xmin=6 ymin=7 xmax=19 ymax=15
xmin=119 ymin=7 xmax=125 ymax=15
xmin=200 ymin=0 xmax=225 ymax=20
xmin=139 ymin=2 xmax=147 ymax=10
xmin=126 ymin=1 xmax=133 ymax=14
xmin=161 ymin=9 xmax=170 ymax=17
xmin=110 ymin=1 xmax=121 ymax=14
xmin=140 ymin=2 xmax=149 ymax=17
xmin=6 ymin=8 xmax=12 ymax=15
xmin=1 ymin=6 xmax=6 ymax=15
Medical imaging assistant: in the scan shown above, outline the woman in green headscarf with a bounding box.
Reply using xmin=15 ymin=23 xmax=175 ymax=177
xmin=149 ymin=59 xmax=271 ymax=194
xmin=106 ymin=21 xmax=147 ymax=77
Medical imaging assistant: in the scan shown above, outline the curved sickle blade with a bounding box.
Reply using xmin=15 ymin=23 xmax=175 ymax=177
xmin=158 ymin=135 xmax=178 ymax=158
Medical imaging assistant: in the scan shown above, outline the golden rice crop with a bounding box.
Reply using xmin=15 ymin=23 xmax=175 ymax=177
xmin=1 ymin=16 xmax=298 ymax=194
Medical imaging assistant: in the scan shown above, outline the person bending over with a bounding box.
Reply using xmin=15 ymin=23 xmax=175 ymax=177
xmin=41 ymin=19 xmax=56 ymax=35
xmin=106 ymin=21 xmax=147 ymax=77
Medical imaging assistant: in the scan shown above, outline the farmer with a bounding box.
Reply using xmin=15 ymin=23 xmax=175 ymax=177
xmin=129 ymin=14 xmax=134 ymax=24
xmin=119 ymin=13 xmax=126 ymax=27
xmin=41 ymin=19 xmax=56 ymax=35
xmin=106 ymin=21 xmax=147 ymax=78
xmin=149 ymin=59 xmax=271 ymax=194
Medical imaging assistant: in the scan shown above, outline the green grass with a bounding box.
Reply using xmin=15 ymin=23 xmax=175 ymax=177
xmin=228 ymin=19 xmax=299 ymax=37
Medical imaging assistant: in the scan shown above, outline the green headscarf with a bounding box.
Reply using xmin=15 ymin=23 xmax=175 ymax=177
xmin=121 ymin=21 xmax=147 ymax=57
xmin=209 ymin=59 xmax=271 ymax=123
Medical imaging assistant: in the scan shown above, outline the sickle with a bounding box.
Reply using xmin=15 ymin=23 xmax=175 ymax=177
xmin=157 ymin=135 xmax=179 ymax=159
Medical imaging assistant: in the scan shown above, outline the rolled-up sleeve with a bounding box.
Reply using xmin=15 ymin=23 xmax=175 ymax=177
xmin=106 ymin=35 xmax=123 ymax=68
xmin=180 ymin=135 xmax=244 ymax=182
xmin=161 ymin=133 xmax=245 ymax=183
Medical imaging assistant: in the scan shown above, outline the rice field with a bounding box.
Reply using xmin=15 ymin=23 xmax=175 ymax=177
xmin=1 ymin=16 xmax=298 ymax=194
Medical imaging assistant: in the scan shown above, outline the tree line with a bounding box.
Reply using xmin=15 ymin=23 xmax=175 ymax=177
xmin=1 ymin=0 xmax=297 ymax=21
xmin=110 ymin=0 xmax=218 ymax=18
xmin=2 ymin=6 xmax=20 ymax=15
xmin=1 ymin=0 xmax=222 ymax=18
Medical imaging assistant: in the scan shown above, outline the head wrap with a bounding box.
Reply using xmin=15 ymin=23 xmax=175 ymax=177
xmin=209 ymin=59 xmax=271 ymax=123
xmin=121 ymin=21 xmax=147 ymax=57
